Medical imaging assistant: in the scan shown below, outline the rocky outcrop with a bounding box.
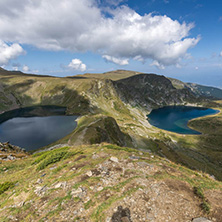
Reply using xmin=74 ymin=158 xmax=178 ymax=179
xmin=0 ymin=142 xmax=28 ymax=161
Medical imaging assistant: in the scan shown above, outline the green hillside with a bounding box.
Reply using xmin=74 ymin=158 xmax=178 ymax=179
xmin=0 ymin=69 xmax=222 ymax=180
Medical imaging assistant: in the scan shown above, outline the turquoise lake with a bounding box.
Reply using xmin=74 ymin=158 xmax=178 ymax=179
xmin=147 ymin=106 xmax=219 ymax=134
xmin=0 ymin=106 xmax=78 ymax=151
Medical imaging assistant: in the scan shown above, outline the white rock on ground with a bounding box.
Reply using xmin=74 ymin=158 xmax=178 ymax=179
xmin=110 ymin=156 xmax=119 ymax=163
xmin=86 ymin=171 xmax=93 ymax=177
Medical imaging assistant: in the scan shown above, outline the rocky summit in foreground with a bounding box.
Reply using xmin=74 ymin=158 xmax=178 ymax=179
xmin=0 ymin=144 xmax=221 ymax=221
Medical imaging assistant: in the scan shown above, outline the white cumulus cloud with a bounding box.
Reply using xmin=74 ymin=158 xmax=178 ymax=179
xmin=103 ymin=55 xmax=129 ymax=65
xmin=98 ymin=0 xmax=126 ymax=6
xmin=68 ymin=59 xmax=86 ymax=72
xmin=0 ymin=40 xmax=25 ymax=66
xmin=22 ymin=65 xmax=29 ymax=72
xmin=0 ymin=0 xmax=200 ymax=68
xmin=150 ymin=61 xmax=165 ymax=70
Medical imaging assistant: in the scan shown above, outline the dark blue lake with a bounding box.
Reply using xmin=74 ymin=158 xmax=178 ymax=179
xmin=0 ymin=106 xmax=78 ymax=151
xmin=147 ymin=106 xmax=219 ymax=134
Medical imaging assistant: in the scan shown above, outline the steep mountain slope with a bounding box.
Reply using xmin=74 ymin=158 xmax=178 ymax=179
xmin=168 ymin=76 xmax=222 ymax=100
xmin=187 ymin=83 xmax=222 ymax=99
xmin=114 ymin=74 xmax=202 ymax=111
xmin=0 ymin=69 xmax=94 ymax=115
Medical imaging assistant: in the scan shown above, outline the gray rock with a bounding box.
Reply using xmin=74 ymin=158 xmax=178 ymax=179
xmin=106 ymin=217 xmax=111 ymax=222
xmin=36 ymin=179 xmax=43 ymax=184
xmin=97 ymin=186 xmax=103 ymax=192
xmin=54 ymin=182 xmax=67 ymax=189
xmin=111 ymin=206 xmax=132 ymax=222
xmin=7 ymin=155 xmax=15 ymax=160
xmin=17 ymin=201 xmax=25 ymax=207
xmin=129 ymin=156 xmax=140 ymax=160
xmin=40 ymin=173 xmax=46 ymax=177
xmin=34 ymin=185 xmax=48 ymax=196
xmin=92 ymin=154 xmax=99 ymax=159
xmin=71 ymin=187 xmax=83 ymax=197
xmin=137 ymin=162 xmax=154 ymax=168
xmin=50 ymin=166 xmax=57 ymax=170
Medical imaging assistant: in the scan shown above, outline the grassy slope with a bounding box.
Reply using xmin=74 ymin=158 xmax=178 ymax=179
xmin=0 ymin=70 xmax=147 ymax=147
xmin=73 ymin=69 xmax=142 ymax=81
xmin=0 ymin=144 xmax=222 ymax=221
xmin=141 ymin=103 xmax=222 ymax=179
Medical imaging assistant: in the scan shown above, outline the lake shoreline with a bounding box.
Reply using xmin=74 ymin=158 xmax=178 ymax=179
xmin=147 ymin=105 xmax=220 ymax=135
xmin=0 ymin=106 xmax=79 ymax=151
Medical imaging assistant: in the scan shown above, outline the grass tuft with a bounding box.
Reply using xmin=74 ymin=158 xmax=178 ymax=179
xmin=193 ymin=186 xmax=211 ymax=213
xmin=0 ymin=182 xmax=15 ymax=195
xmin=193 ymin=186 xmax=205 ymax=199
xmin=104 ymin=144 xmax=137 ymax=153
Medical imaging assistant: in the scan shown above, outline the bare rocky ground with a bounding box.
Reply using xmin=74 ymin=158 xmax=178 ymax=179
xmin=0 ymin=144 xmax=221 ymax=222
xmin=0 ymin=142 xmax=28 ymax=162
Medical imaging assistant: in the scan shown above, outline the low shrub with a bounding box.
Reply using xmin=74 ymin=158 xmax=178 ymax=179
xmin=193 ymin=186 xmax=205 ymax=199
xmin=193 ymin=186 xmax=211 ymax=213
xmin=200 ymin=201 xmax=210 ymax=213
xmin=37 ymin=151 xmax=68 ymax=170
xmin=32 ymin=147 xmax=70 ymax=165
xmin=36 ymin=149 xmax=81 ymax=171
xmin=0 ymin=182 xmax=15 ymax=195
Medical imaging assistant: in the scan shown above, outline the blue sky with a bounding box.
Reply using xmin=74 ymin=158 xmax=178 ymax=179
xmin=0 ymin=0 xmax=222 ymax=87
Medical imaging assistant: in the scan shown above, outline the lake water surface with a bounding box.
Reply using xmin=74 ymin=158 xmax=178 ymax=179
xmin=0 ymin=106 xmax=78 ymax=151
xmin=147 ymin=106 xmax=219 ymax=134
